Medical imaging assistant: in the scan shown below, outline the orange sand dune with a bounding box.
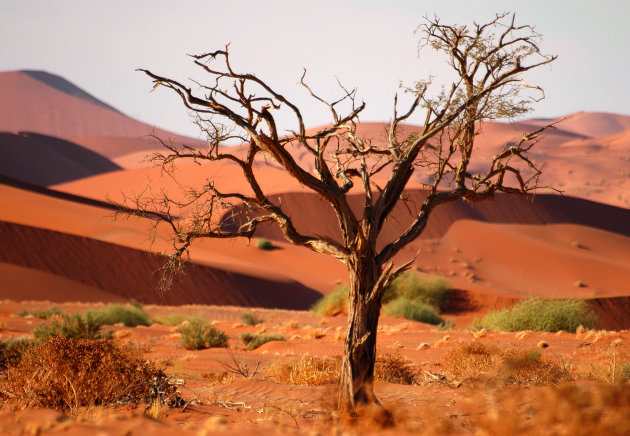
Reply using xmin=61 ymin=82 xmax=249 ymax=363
xmin=0 ymin=132 xmax=121 ymax=186
xmin=432 ymin=220 xmax=630 ymax=299
xmin=527 ymin=111 xmax=630 ymax=138
xmin=0 ymin=70 xmax=199 ymax=150
xmin=0 ymin=262 xmax=125 ymax=303
xmin=0 ymin=180 xmax=344 ymax=300
xmin=225 ymin=191 xmax=630 ymax=245
xmin=0 ymin=219 xmax=322 ymax=308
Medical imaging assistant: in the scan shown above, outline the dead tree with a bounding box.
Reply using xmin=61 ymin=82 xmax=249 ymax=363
xmin=124 ymin=13 xmax=555 ymax=412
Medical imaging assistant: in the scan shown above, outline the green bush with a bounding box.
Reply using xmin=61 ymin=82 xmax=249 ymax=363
xmin=178 ymin=320 xmax=228 ymax=350
xmin=255 ymin=238 xmax=274 ymax=250
xmin=33 ymin=313 xmax=112 ymax=340
xmin=383 ymin=297 xmax=445 ymax=326
xmin=87 ymin=304 xmax=151 ymax=327
xmin=241 ymin=313 xmax=264 ymax=326
xmin=152 ymin=313 xmax=207 ymax=326
xmin=479 ymin=298 xmax=597 ymax=333
xmin=311 ymin=286 xmax=349 ymax=316
xmin=13 ymin=307 xmax=64 ymax=319
xmin=239 ymin=332 xmax=285 ymax=350
xmin=382 ymin=272 xmax=452 ymax=310
xmin=0 ymin=337 xmax=37 ymax=370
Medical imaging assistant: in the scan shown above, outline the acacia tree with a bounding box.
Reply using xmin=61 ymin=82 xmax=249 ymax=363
xmin=126 ymin=13 xmax=555 ymax=411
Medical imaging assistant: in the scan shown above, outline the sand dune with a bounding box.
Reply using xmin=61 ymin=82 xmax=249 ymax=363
xmin=0 ymin=219 xmax=322 ymax=308
xmin=0 ymin=70 xmax=200 ymax=150
xmin=0 ymin=132 xmax=121 ymax=186
xmin=526 ymin=111 xmax=630 ymax=138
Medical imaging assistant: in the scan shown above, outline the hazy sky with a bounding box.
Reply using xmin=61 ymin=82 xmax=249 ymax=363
xmin=2 ymin=0 xmax=629 ymax=137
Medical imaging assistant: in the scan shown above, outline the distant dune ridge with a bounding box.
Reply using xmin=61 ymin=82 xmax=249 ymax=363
xmin=0 ymin=69 xmax=629 ymax=327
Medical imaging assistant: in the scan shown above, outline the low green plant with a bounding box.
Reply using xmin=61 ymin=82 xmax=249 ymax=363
xmin=311 ymin=286 xmax=349 ymax=316
xmin=479 ymin=298 xmax=597 ymax=333
xmin=33 ymin=313 xmax=111 ymax=340
xmin=87 ymin=303 xmax=151 ymax=327
xmin=178 ymin=320 xmax=228 ymax=350
xmin=382 ymin=297 xmax=445 ymax=325
xmin=382 ymin=272 xmax=452 ymax=310
xmin=255 ymin=237 xmax=274 ymax=250
xmin=239 ymin=332 xmax=285 ymax=350
xmin=241 ymin=313 xmax=264 ymax=326
xmin=13 ymin=307 xmax=64 ymax=319
xmin=152 ymin=313 xmax=207 ymax=326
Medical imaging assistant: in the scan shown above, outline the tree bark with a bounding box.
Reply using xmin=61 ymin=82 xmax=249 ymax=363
xmin=338 ymin=255 xmax=382 ymax=412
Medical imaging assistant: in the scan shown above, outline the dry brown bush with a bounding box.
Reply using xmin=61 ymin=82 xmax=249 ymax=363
xmin=461 ymin=383 xmax=630 ymax=435
xmin=442 ymin=342 xmax=564 ymax=385
xmin=0 ymin=337 xmax=181 ymax=413
xmin=374 ymin=353 xmax=417 ymax=385
xmin=266 ymin=355 xmax=339 ymax=386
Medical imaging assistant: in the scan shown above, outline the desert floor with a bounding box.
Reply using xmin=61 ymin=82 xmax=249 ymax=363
xmin=1 ymin=300 xmax=629 ymax=435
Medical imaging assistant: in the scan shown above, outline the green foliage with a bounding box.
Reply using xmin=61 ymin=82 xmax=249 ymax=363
xmin=152 ymin=313 xmax=207 ymax=326
xmin=87 ymin=303 xmax=151 ymax=327
xmin=178 ymin=320 xmax=228 ymax=350
xmin=479 ymin=298 xmax=597 ymax=333
xmin=311 ymin=286 xmax=349 ymax=316
xmin=33 ymin=313 xmax=111 ymax=340
xmin=622 ymin=363 xmax=630 ymax=383
xmin=255 ymin=237 xmax=274 ymax=250
xmin=383 ymin=297 xmax=445 ymax=326
xmin=239 ymin=332 xmax=285 ymax=350
xmin=382 ymin=272 xmax=452 ymax=310
xmin=241 ymin=313 xmax=264 ymax=326
xmin=0 ymin=337 xmax=37 ymax=370
xmin=310 ymin=273 xmax=453 ymax=325
xmin=13 ymin=307 xmax=64 ymax=319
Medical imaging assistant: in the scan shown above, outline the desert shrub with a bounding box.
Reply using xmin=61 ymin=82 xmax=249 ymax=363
xmin=87 ymin=303 xmax=151 ymax=327
xmin=479 ymin=298 xmax=597 ymax=333
xmin=382 ymin=297 xmax=445 ymax=326
xmin=267 ymin=355 xmax=339 ymax=385
xmin=0 ymin=337 xmax=180 ymax=412
xmin=375 ymin=353 xmax=416 ymax=385
xmin=33 ymin=312 xmax=111 ymax=340
xmin=464 ymin=383 xmax=630 ymax=435
xmin=239 ymin=332 xmax=285 ymax=350
xmin=311 ymin=286 xmax=349 ymax=316
xmin=255 ymin=237 xmax=274 ymax=250
xmin=0 ymin=337 xmax=37 ymax=371
xmin=178 ymin=320 xmax=228 ymax=350
xmin=241 ymin=312 xmax=264 ymax=326
xmin=13 ymin=306 xmax=64 ymax=319
xmin=151 ymin=313 xmax=206 ymax=326
xmin=442 ymin=342 xmax=564 ymax=385
xmin=382 ymin=272 xmax=452 ymax=310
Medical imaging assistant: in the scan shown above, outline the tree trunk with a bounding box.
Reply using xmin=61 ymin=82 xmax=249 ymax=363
xmin=338 ymin=256 xmax=382 ymax=412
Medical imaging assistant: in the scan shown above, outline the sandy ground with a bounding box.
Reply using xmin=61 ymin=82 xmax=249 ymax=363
xmin=1 ymin=300 xmax=629 ymax=435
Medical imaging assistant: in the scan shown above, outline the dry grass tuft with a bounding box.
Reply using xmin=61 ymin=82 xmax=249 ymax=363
xmin=442 ymin=342 xmax=564 ymax=385
xmin=375 ymin=353 xmax=416 ymax=385
xmin=462 ymin=383 xmax=630 ymax=435
xmin=0 ymin=337 xmax=182 ymax=414
xmin=266 ymin=355 xmax=339 ymax=386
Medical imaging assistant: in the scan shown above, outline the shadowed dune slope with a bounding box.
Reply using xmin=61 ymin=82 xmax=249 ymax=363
xmin=0 ymin=70 xmax=200 ymax=150
xmin=223 ymin=191 xmax=630 ymax=246
xmin=0 ymin=220 xmax=322 ymax=309
xmin=0 ymin=132 xmax=121 ymax=186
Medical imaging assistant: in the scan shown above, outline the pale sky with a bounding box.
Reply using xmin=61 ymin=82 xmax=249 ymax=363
xmin=2 ymin=0 xmax=629 ymax=138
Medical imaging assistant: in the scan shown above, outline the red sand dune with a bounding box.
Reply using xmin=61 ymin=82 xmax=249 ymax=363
xmin=0 ymin=70 xmax=202 ymax=154
xmin=0 ymin=219 xmax=322 ymax=309
xmin=0 ymin=132 xmax=121 ymax=186
xmin=526 ymin=111 xmax=630 ymax=138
